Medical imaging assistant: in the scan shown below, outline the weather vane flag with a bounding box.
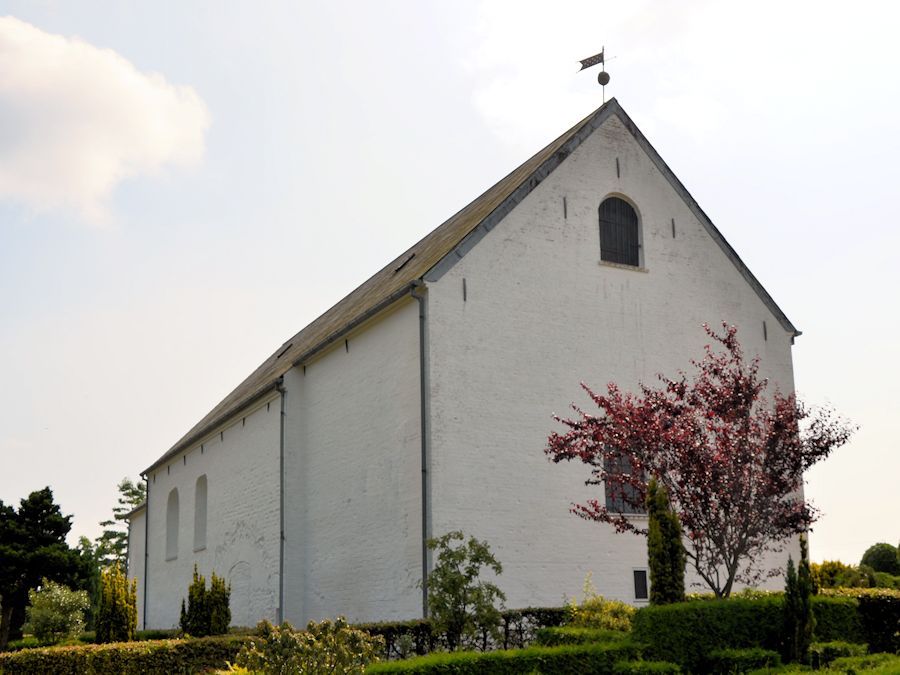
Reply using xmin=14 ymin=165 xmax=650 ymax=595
xmin=579 ymin=47 xmax=611 ymax=102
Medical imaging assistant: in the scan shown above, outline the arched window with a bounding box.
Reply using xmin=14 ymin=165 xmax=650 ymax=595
xmin=599 ymin=196 xmax=640 ymax=266
xmin=166 ymin=488 xmax=179 ymax=560
xmin=194 ymin=475 xmax=208 ymax=551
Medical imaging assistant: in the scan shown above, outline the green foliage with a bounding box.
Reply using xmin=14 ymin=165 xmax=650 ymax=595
xmin=871 ymin=572 xmax=900 ymax=589
xmin=535 ymin=626 xmax=630 ymax=646
xmin=180 ymin=565 xmax=231 ymax=637
xmin=612 ymin=661 xmax=682 ymax=674
xmin=646 ymin=478 xmax=685 ymax=605
xmin=706 ymin=647 xmax=781 ymax=673
xmin=857 ymin=593 xmax=900 ymax=654
xmin=808 ymin=641 xmax=868 ymax=669
xmin=783 ymin=537 xmax=815 ymax=663
xmin=811 ymin=561 xmax=852 ymax=590
xmin=22 ymin=579 xmax=90 ymax=645
xmin=94 ymin=478 xmax=146 ymax=572
xmin=0 ymin=634 xmax=250 ymax=674
xmin=95 ymin=564 xmax=137 ymax=643
xmin=0 ymin=487 xmax=91 ymax=650
xmin=422 ymin=531 xmax=506 ymax=651
xmin=366 ymin=640 xmax=642 ymax=674
xmin=233 ymin=617 xmax=383 ymax=674
xmin=861 ymin=543 xmax=900 ymax=576
xmin=829 ymin=653 xmax=900 ymax=673
xmin=567 ymin=572 xmax=636 ymax=631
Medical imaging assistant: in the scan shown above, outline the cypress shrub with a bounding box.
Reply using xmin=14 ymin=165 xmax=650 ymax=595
xmin=646 ymin=478 xmax=685 ymax=605
xmin=783 ymin=536 xmax=815 ymax=663
xmin=95 ymin=565 xmax=137 ymax=644
xmin=179 ymin=565 xmax=231 ymax=637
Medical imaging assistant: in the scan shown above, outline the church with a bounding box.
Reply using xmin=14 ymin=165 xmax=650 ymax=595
xmin=127 ymin=98 xmax=800 ymax=629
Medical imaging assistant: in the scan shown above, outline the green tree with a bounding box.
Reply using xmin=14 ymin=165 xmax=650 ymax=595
xmin=646 ymin=477 xmax=685 ymax=604
xmin=0 ymin=488 xmax=85 ymax=650
xmin=23 ymin=579 xmax=90 ymax=645
xmin=421 ymin=531 xmax=505 ymax=651
xmin=783 ymin=536 xmax=815 ymax=664
xmin=180 ymin=565 xmax=231 ymax=637
xmin=95 ymin=564 xmax=137 ymax=643
xmin=861 ymin=542 xmax=900 ymax=575
xmin=95 ymin=478 xmax=146 ymax=572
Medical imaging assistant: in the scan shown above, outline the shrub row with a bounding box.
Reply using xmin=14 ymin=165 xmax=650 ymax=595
xmin=631 ymin=595 xmax=878 ymax=672
xmin=0 ymin=634 xmax=250 ymax=675
xmin=535 ymin=626 xmax=630 ymax=646
xmin=367 ymin=641 xmax=644 ymax=674
xmin=808 ymin=641 xmax=868 ymax=669
xmin=356 ymin=607 xmax=568 ymax=660
xmin=706 ymin=647 xmax=781 ymax=673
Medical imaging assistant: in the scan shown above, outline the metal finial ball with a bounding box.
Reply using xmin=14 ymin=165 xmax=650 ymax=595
xmin=597 ymin=71 xmax=610 ymax=86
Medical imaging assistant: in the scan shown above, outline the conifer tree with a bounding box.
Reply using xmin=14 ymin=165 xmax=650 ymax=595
xmin=646 ymin=478 xmax=685 ymax=604
xmin=783 ymin=535 xmax=814 ymax=664
xmin=180 ymin=565 xmax=231 ymax=636
xmin=95 ymin=564 xmax=137 ymax=643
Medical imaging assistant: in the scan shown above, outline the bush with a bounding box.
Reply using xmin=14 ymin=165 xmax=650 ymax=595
xmin=783 ymin=537 xmax=815 ymax=664
xmin=22 ymin=579 xmax=90 ymax=645
xmin=861 ymin=543 xmax=900 ymax=576
xmin=567 ymin=572 xmax=636 ymax=631
xmin=706 ymin=647 xmax=781 ymax=673
xmin=819 ymin=588 xmax=900 ymax=653
xmin=180 ymin=565 xmax=231 ymax=637
xmin=646 ymin=478 xmax=686 ymax=605
xmin=535 ymin=626 xmax=630 ymax=646
xmin=421 ymin=531 xmax=506 ymax=651
xmin=367 ymin=641 xmax=642 ymax=674
xmin=233 ymin=618 xmax=384 ymax=674
xmin=829 ymin=653 xmax=900 ymax=673
xmin=0 ymin=634 xmax=250 ymax=674
xmin=613 ymin=661 xmax=682 ymax=674
xmin=808 ymin=641 xmax=867 ymax=669
xmin=95 ymin=564 xmax=137 ymax=643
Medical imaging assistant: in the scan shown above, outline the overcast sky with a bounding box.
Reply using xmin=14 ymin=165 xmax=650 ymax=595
xmin=1 ymin=1 xmax=897 ymax=566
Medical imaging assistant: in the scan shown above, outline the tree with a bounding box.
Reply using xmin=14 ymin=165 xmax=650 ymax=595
xmin=546 ymin=323 xmax=854 ymax=598
xmin=95 ymin=478 xmax=146 ymax=572
xmin=783 ymin=536 xmax=814 ymax=663
xmin=0 ymin=487 xmax=86 ymax=650
xmin=421 ymin=531 xmax=506 ymax=651
xmin=861 ymin=543 xmax=900 ymax=576
xmin=646 ymin=478 xmax=685 ymax=604
xmin=23 ymin=579 xmax=90 ymax=645
xmin=95 ymin=564 xmax=137 ymax=643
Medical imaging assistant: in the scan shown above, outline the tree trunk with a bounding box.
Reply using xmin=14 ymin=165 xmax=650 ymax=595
xmin=0 ymin=601 xmax=13 ymax=651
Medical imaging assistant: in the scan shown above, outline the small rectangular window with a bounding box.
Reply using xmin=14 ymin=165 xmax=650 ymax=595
xmin=633 ymin=569 xmax=649 ymax=600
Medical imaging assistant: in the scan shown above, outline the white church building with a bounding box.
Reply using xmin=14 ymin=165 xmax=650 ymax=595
xmin=127 ymin=98 xmax=800 ymax=629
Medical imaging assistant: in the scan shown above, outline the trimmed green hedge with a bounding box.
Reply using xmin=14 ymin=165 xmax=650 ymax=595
xmin=706 ymin=647 xmax=781 ymax=673
xmin=613 ymin=661 xmax=681 ymax=674
xmin=0 ymin=634 xmax=249 ymax=675
xmin=808 ymin=641 xmax=867 ymax=669
xmin=632 ymin=596 xmax=866 ymax=671
xmin=535 ymin=626 xmax=630 ymax=646
xmin=367 ymin=641 xmax=642 ymax=674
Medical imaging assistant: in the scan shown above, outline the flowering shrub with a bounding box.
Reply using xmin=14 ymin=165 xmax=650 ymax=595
xmin=567 ymin=573 xmax=635 ymax=631
xmin=23 ymin=579 xmax=90 ymax=645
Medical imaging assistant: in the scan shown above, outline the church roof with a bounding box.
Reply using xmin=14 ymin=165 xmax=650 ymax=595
xmin=144 ymin=98 xmax=798 ymax=474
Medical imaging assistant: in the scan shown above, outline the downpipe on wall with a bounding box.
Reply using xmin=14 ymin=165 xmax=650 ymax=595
xmin=411 ymin=280 xmax=431 ymax=617
xmin=140 ymin=471 xmax=149 ymax=630
xmin=276 ymin=376 xmax=287 ymax=625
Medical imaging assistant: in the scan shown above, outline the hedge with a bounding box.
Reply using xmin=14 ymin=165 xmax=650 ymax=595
xmin=357 ymin=607 xmax=568 ymax=659
xmin=612 ymin=661 xmax=681 ymax=674
xmin=631 ymin=596 xmax=868 ymax=672
xmin=705 ymin=647 xmax=781 ymax=673
xmin=808 ymin=641 xmax=867 ymax=669
xmin=535 ymin=627 xmax=630 ymax=646
xmin=0 ymin=634 xmax=250 ymax=675
xmin=367 ymin=640 xmax=642 ymax=674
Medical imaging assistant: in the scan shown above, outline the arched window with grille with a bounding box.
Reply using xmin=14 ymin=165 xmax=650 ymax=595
xmin=599 ymin=196 xmax=640 ymax=266
xmin=194 ymin=475 xmax=208 ymax=551
xmin=166 ymin=488 xmax=179 ymax=560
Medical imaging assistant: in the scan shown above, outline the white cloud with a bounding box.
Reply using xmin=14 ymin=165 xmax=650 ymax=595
xmin=0 ymin=16 xmax=209 ymax=223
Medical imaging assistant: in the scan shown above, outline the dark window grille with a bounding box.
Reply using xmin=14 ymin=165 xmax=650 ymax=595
xmin=599 ymin=197 xmax=640 ymax=266
xmin=634 ymin=569 xmax=649 ymax=600
xmin=603 ymin=452 xmax=646 ymax=514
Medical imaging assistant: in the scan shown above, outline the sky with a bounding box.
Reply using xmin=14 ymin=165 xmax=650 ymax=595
xmin=0 ymin=1 xmax=897 ymax=566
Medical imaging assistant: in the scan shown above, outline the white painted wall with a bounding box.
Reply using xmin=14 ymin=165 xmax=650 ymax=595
xmin=142 ymin=394 xmax=281 ymax=628
xmin=126 ymin=506 xmax=146 ymax=629
xmin=282 ymin=298 xmax=423 ymax=624
xmin=426 ymin=112 xmax=799 ymax=607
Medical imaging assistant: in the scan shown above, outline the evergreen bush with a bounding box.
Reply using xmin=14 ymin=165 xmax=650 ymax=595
xmin=808 ymin=641 xmax=867 ymax=669
xmin=22 ymin=579 xmax=90 ymax=645
xmin=180 ymin=564 xmax=231 ymax=637
xmin=567 ymin=572 xmax=636 ymax=631
xmin=646 ymin=478 xmax=685 ymax=605
xmin=783 ymin=536 xmax=815 ymax=663
xmin=95 ymin=564 xmax=137 ymax=643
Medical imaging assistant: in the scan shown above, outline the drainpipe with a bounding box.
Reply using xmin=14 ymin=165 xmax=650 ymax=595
xmin=275 ymin=376 xmax=287 ymax=625
xmin=411 ymin=281 xmax=430 ymax=617
xmin=141 ymin=472 xmax=149 ymax=630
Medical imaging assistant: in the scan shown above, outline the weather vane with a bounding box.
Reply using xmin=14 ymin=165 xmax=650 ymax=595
xmin=579 ymin=47 xmax=611 ymax=102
